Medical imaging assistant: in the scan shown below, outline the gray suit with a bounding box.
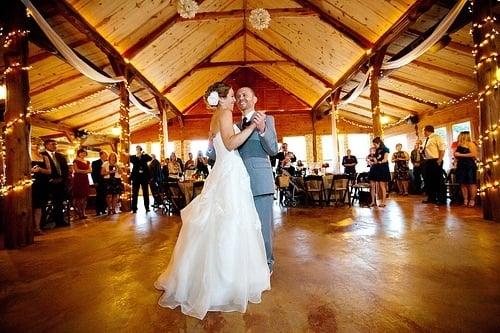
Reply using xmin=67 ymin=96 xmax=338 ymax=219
xmin=208 ymin=115 xmax=279 ymax=270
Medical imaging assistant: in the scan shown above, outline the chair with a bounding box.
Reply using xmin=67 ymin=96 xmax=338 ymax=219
xmin=326 ymin=174 xmax=351 ymax=206
xmin=276 ymin=175 xmax=291 ymax=206
xmin=303 ymin=175 xmax=325 ymax=206
xmin=191 ymin=180 xmax=204 ymax=200
xmin=351 ymin=172 xmax=371 ymax=206
xmin=444 ymin=169 xmax=462 ymax=204
xmin=160 ymin=178 xmax=186 ymax=215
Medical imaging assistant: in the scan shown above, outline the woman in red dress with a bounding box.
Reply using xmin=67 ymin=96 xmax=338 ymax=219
xmin=73 ymin=148 xmax=91 ymax=219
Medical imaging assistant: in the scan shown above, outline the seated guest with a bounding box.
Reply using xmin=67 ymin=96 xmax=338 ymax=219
xmin=196 ymin=150 xmax=209 ymax=178
xmin=342 ymin=149 xmax=358 ymax=178
xmin=295 ymin=160 xmax=306 ymax=176
xmin=167 ymin=153 xmax=182 ymax=178
xmin=101 ymin=152 xmax=123 ymax=215
xmin=275 ymin=143 xmax=296 ymax=173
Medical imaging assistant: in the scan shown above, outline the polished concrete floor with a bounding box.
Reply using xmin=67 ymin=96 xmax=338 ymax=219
xmin=1 ymin=197 xmax=500 ymax=332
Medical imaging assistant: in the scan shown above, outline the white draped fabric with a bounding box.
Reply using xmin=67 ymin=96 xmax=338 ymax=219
xmin=338 ymin=70 xmax=370 ymax=107
xmin=381 ymin=0 xmax=468 ymax=70
xmin=22 ymin=0 xmax=158 ymax=115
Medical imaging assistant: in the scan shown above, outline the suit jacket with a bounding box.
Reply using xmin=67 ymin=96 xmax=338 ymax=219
xmin=41 ymin=151 xmax=69 ymax=181
xmin=130 ymin=153 xmax=152 ymax=181
xmin=91 ymin=159 xmax=104 ymax=185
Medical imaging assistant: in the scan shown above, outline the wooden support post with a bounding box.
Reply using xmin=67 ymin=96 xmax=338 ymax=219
xmin=370 ymin=46 xmax=388 ymax=138
xmin=2 ymin=1 xmax=33 ymax=248
xmin=118 ymin=84 xmax=131 ymax=212
xmin=162 ymin=103 xmax=170 ymax=160
xmin=312 ymin=113 xmax=318 ymax=162
xmin=472 ymin=0 xmax=499 ymax=222
xmin=331 ymin=90 xmax=341 ymax=173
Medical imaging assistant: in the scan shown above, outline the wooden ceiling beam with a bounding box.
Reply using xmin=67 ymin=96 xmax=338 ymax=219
xmin=293 ymin=0 xmax=372 ymax=49
xmin=198 ymin=60 xmax=291 ymax=69
xmin=389 ymin=75 xmax=462 ymax=99
xmin=378 ymin=86 xmax=438 ymax=107
xmin=28 ymin=38 xmax=89 ymax=64
xmin=31 ymin=117 xmax=74 ymax=133
xmin=353 ymin=98 xmax=411 ymax=118
xmin=123 ymin=0 xmax=208 ymax=60
xmin=405 ymin=28 xmax=474 ymax=54
xmin=247 ymin=31 xmax=333 ymax=88
xmin=310 ymin=0 xmax=437 ymax=112
xmin=36 ymin=0 xmax=183 ymax=118
xmin=179 ymin=8 xmax=318 ymax=22
xmin=161 ymin=29 xmax=246 ymax=94
xmin=88 ymin=113 xmax=145 ymax=134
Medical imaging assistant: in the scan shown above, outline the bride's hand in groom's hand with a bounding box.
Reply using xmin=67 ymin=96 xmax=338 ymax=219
xmin=253 ymin=112 xmax=266 ymax=133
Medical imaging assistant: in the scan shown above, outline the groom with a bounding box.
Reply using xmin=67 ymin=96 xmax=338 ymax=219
xmin=236 ymin=87 xmax=279 ymax=273
xmin=208 ymin=86 xmax=279 ymax=272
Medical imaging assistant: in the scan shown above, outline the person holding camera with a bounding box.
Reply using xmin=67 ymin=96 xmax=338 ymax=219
xmin=101 ymin=152 xmax=123 ymax=215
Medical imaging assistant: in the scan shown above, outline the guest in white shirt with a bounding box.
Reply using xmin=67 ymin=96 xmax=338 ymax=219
xmin=421 ymin=125 xmax=447 ymax=204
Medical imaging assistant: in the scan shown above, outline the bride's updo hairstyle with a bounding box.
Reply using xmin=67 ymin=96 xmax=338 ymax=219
xmin=204 ymin=82 xmax=231 ymax=109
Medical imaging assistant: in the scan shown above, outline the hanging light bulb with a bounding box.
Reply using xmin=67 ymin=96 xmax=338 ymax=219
xmin=111 ymin=124 xmax=122 ymax=136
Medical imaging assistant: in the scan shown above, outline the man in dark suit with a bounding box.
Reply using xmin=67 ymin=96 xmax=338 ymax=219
xmin=41 ymin=139 xmax=70 ymax=227
xmin=91 ymin=150 xmax=108 ymax=215
xmin=130 ymin=145 xmax=152 ymax=213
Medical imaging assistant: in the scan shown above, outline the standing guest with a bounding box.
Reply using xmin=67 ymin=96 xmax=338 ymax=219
xmin=72 ymin=148 xmax=91 ymax=219
xmin=392 ymin=144 xmax=410 ymax=195
xmin=454 ymin=131 xmax=478 ymax=207
xmin=149 ymin=154 xmax=163 ymax=208
xmin=368 ymin=138 xmax=390 ymax=207
xmin=41 ymin=139 xmax=70 ymax=227
xmin=422 ymin=125 xmax=447 ymax=205
xmin=184 ymin=152 xmax=196 ymax=171
xmin=196 ymin=150 xmax=209 ymax=178
xmin=342 ymin=149 xmax=358 ymax=178
xmin=101 ymin=152 xmax=123 ymax=215
xmin=31 ymin=148 xmax=51 ymax=234
xmin=410 ymin=140 xmax=424 ymax=194
xmin=91 ymin=150 xmax=108 ymax=216
xmin=366 ymin=146 xmax=378 ymax=206
xmin=130 ymin=145 xmax=152 ymax=213
xmin=275 ymin=143 xmax=296 ymax=173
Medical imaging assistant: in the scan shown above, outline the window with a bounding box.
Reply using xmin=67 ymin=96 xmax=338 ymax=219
xmin=346 ymin=134 xmax=371 ymax=172
xmin=130 ymin=142 xmax=174 ymax=160
xmin=452 ymin=121 xmax=471 ymax=141
xmin=190 ymin=140 xmax=209 ymax=157
xmin=321 ymin=135 xmax=336 ymax=164
xmin=282 ymin=136 xmax=306 ymax=162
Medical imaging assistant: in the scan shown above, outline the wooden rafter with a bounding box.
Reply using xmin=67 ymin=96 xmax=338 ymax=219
xmin=179 ymin=8 xmax=318 ymax=22
xmin=161 ymin=29 xmax=246 ymax=94
xmin=198 ymin=60 xmax=291 ymax=69
xmin=389 ymin=75 xmax=462 ymax=99
xmin=357 ymin=96 xmax=416 ymax=116
xmin=35 ymin=0 xmax=183 ymax=118
xmin=31 ymin=116 xmax=74 ymax=133
xmin=293 ymin=0 xmax=372 ymax=49
xmin=311 ymin=0 xmax=437 ymax=113
xmin=247 ymin=31 xmax=333 ymax=88
xmin=28 ymin=38 xmax=88 ymax=64
xmin=378 ymin=86 xmax=438 ymax=107
xmin=123 ymin=0 xmax=208 ymax=60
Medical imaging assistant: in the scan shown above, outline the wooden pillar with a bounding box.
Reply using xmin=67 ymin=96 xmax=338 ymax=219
xmin=162 ymin=103 xmax=170 ymax=160
xmin=472 ymin=0 xmax=500 ymax=222
xmin=2 ymin=1 xmax=33 ymax=248
xmin=370 ymin=47 xmax=387 ymax=138
xmin=118 ymin=84 xmax=131 ymax=212
xmin=311 ymin=112 xmax=317 ymax=162
xmin=331 ymin=90 xmax=341 ymax=173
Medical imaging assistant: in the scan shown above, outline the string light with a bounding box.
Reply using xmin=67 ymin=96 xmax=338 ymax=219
xmin=470 ymin=2 xmax=500 ymax=196
xmin=0 ymin=177 xmax=34 ymax=197
xmin=2 ymin=29 xmax=30 ymax=48
xmin=3 ymin=62 xmax=32 ymax=75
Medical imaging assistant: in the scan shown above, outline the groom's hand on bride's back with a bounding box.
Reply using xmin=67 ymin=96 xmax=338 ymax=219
xmin=253 ymin=112 xmax=267 ymax=133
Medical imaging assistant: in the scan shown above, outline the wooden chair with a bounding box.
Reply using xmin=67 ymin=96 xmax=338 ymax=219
xmin=276 ymin=174 xmax=291 ymax=207
xmin=351 ymin=172 xmax=371 ymax=206
xmin=160 ymin=178 xmax=186 ymax=215
xmin=326 ymin=174 xmax=351 ymax=206
xmin=304 ymin=175 xmax=325 ymax=207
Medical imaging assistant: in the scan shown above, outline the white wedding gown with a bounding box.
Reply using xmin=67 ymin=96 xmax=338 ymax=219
xmin=154 ymin=126 xmax=270 ymax=320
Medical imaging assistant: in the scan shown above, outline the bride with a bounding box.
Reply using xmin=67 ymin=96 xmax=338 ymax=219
xmin=154 ymin=82 xmax=271 ymax=320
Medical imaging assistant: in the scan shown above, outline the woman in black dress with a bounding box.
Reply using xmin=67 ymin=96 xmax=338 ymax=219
xmin=454 ymin=131 xmax=478 ymax=207
xmin=368 ymin=137 xmax=391 ymax=207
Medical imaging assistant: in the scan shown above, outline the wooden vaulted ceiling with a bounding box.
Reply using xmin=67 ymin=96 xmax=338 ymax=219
xmin=0 ymin=0 xmax=486 ymax=142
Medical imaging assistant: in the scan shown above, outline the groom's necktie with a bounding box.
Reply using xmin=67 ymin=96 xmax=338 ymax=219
xmin=241 ymin=117 xmax=251 ymax=129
